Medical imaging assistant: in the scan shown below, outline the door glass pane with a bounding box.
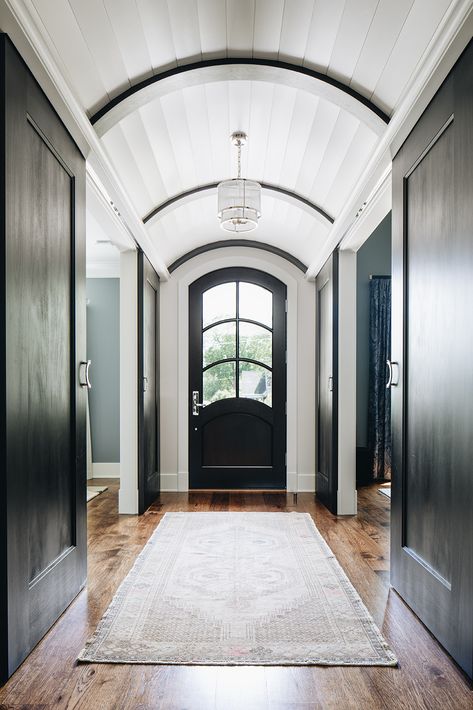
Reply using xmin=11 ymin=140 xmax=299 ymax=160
xmin=239 ymin=322 xmax=272 ymax=367
xmin=203 ymin=322 xmax=236 ymax=367
xmin=239 ymin=363 xmax=272 ymax=407
xmin=203 ymin=282 xmax=236 ymax=327
xmin=203 ymin=362 xmax=236 ymax=404
xmin=239 ymin=282 xmax=272 ymax=327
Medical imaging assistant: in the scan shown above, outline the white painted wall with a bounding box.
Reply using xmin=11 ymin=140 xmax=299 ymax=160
xmin=160 ymin=248 xmax=316 ymax=493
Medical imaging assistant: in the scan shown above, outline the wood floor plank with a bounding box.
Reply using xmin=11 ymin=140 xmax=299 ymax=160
xmin=0 ymin=480 xmax=471 ymax=709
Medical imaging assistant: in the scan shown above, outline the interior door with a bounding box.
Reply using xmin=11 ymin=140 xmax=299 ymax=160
xmin=391 ymin=40 xmax=473 ymax=680
xmin=316 ymin=252 xmax=338 ymax=513
xmin=0 ymin=36 xmax=86 ymax=680
xmin=189 ymin=268 xmax=286 ymax=489
xmin=138 ymin=251 xmax=160 ymax=513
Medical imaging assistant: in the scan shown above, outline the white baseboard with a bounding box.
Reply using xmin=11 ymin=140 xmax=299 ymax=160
xmin=297 ymin=473 xmax=316 ymax=492
xmin=337 ymin=488 xmax=357 ymax=516
xmin=92 ymin=462 xmax=120 ymax=479
xmin=161 ymin=473 xmax=179 ymax=491
xmin=118 ymin=486 xmax=138 ymax=514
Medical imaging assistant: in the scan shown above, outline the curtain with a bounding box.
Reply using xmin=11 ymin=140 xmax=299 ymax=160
xmin=367 ymin=277 xmax=391 ymax=480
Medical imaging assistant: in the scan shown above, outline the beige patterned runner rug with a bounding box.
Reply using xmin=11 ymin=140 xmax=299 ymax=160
xmin=79 ymin=512 xmax=397 ymax=666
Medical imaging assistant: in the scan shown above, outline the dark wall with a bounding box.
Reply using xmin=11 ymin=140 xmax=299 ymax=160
xmin=86 ymin=278 xmax=120 ymax=463
xmin=356 ymin=214 xmax=391 ymax=449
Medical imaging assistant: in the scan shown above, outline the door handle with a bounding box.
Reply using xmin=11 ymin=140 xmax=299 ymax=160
xmin=79 ymin=360 xmax=92 ymax=389
xmin=328 ymin=376 xmax=333 ymax=392
xmin=386 ymin=360 xmax=399 ymax=389
xmin=192 ymin=390 xmax=204 ymax=416
xmin=143 ymin=376 xmax=148 ymax=392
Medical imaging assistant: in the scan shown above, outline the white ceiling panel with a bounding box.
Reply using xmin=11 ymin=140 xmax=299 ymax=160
xmin=278 ymin=0 xmax=315 ymax=64
xmin=197 ymin=0 xmax=227 ymax=59
xmin=253 ymin=0 xmax=285 ymax=59
xmin=136 ymin=0 xmax=177 ymax=72
xmin=227 ymin=0 xmax=256 ymax=58
xmin=167 ymin=0 xmax=202 ymax=64
xmin=303 ymin=0 xmax=345 ymax=73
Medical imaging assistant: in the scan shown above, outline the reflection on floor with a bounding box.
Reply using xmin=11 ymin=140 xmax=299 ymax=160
xmin=0 ymin=480 xmax=471 ymax=709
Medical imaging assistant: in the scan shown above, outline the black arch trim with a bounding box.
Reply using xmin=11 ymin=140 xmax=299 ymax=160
xmin=143 ymin=182 xmax=334 ymax=225
xmin=90 ymin=58 xmax=390 ymax=127
xmin=168 ymin=241 xmax=307 ymax=274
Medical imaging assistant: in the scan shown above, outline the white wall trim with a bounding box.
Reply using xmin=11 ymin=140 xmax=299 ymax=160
xmin=160 ymin=473 xmax=179 ymax=492
xmin=160 ymin=247 xmax=316 ymax=493
xmin=337 ymin=251 xmax=357 ymax=515
xmin=91 ymin=462 xmax=120 ymax=479
xmin=339 ymin=168 xmax=392 ymax=253
xmin=119 ymin=250 xmax=139 ymax=514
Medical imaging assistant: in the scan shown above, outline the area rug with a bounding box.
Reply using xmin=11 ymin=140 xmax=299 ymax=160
xmin=78 ymin=512 xmax=397 ymax=666
xmin=86 ymin=485 xmax=108 ymax=503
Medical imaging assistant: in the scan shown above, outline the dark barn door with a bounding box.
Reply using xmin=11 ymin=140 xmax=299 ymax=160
xmin=391 ymin=41 xmax=473 ymax=680
xmin=189 ymin=268 xmax=286 ymax=489
xmin=138 ymin=251 xmax=160 ymax=513
xmin=316 ymin=252 xmax=338 ymax=514
xmin=0 ymin=36 xmax=86 ymax=680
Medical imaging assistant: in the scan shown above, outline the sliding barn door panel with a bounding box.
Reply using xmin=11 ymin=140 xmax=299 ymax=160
xmin=0 ymin=36 xmax=86 ymax=680
xmin=316 ymin=253 xmax=338 ymax=514
xmin=391 ymin=41 xmax=473 ymax=679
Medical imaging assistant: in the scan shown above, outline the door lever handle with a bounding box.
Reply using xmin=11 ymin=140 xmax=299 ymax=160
xmin=328 ymin=376 xmax=333 ymax=392
xmin=79 ymin=360 xmax=92 ymax=389
xmin=192 ymin=390 xmax=204 ymax=416
xmin=386 ymin=360 xmax=399 ymax=389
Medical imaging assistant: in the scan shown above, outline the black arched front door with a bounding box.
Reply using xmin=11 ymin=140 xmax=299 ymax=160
xmin=189 ymin=268 xmax=286 ymax=489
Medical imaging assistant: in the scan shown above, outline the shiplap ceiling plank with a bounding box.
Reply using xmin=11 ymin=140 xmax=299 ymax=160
xmin=247 ymin=81 xmax=275 ymax=181
xmin=205 ymin=82 xmax=232 ymax=180
xmin=303 ymin=0 xmax=345 ymax=73
xmin=350 ymin=0 xmax=415 ymax=100
xmin=183 ymin=85 xmax=215 ymax=186
xmin=373 ymin=0 xmax=453 ymax=113
xmin=278 ymin=0 xmax=315 ymax=64
xmin=31 ymin=0 xmax=106 ymax=112
xmin=139 ymin=100 xmax=183 ymax=200
xmin=161 ymin=91 xmax=199 ymax=190
xmin=68 ymin=0 xmax=130 ymax=100
xmin=103 ymin=0 xmax=154 ymax=85
xmin=167 ymin=0 xmax=202 ymax=64
xmin=310 ymin=111 xmax=360 ymax=207
xmin=262 ymin=84 xmax=298 ymax=185
xmin=136 ymin=0 xmax=178 ymax=72
xmin=253 ymin=0 xmax=285 ymax=59
xmin=102 ymin=124 xmax=155 ymax=216
xmin=279 ymin=91 xmax=319 ymax=188
xmin=327 ymin=0 xmax=379 ymax=85
xmin=227 ymin=0 xmax=256 ymax=58
xmin=294 ymin=99 xmax=340 ymax=198
xmin=228 ymin=81 xmax=253 ymax=177
xmin=197 ymin=0 xmax=227 ymax=59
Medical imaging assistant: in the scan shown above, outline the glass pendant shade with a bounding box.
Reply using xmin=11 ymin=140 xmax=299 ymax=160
xmin=217 ymin=178 xmax=261 ymax=232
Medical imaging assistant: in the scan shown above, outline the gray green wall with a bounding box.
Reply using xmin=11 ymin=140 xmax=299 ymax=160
xmin=86 ymin=278 xmax=120 ymax=463
xmin=356 ymin=213 xmax=391 ymax=448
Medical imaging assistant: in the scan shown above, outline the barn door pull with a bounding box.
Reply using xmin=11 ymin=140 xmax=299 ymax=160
xmin=328 ymin=376 xmax=333 ymax=392
xmin=79 ymin=360 xmax=92 ymax=389
xmin=386 ymin=360 xmax=399 ymax=389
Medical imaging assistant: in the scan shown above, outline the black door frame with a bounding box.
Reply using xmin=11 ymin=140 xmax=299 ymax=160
xmin=188 ymin=267 xmax=287 ymax=489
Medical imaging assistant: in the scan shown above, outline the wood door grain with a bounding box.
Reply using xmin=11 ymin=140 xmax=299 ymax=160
xmin=138 ymin=251 xmax=160 ymax=513
xmin=391 ymin=39 xmax=473 ymax=680
xmin=316 ymin=252 xmax=338 ymax=513
xmin=0 ymin=35 xmax=86 ymax=681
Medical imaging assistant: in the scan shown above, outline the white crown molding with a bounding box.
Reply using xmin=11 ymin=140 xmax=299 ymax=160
xmin=306 ymin=0 xmax=473 ymax=279
xmin=3 ymin=0 xmax=169 ymax=280
xmin=86 ymin=168 xmax=135 ymax=253
xmin=339 ymin=167 xmax=392 ymax=252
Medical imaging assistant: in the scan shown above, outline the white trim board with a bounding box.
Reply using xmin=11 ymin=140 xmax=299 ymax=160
xmin=160 ymin=247 xmax=316 ymax=494
xmin=92 ymin=462 xmax=120 ymax=479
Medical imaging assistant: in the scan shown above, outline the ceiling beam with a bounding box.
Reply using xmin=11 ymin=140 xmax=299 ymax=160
xmin=90 ymin=58 xmax=389 ymax=138
xmin=168 ymin=241 xmax=307 ymax=274
xmin=143 ymin=182 xmax=334 ymax=226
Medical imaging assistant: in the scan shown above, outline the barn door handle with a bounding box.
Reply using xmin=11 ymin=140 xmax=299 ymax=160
xmin=386 ymin=360 xmax=399 ymax=389
xmin=192 ymin=391 xmax=204 ymax=415
xmin=79 ymin=360 xmax=92 ymax=389
xmin=328 ymin=376 xmax=333 ymax=392
xmin=143 ymin=376 xmax=148 ymax=392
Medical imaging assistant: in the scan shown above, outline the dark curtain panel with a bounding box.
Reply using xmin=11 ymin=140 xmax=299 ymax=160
xmin=368 ymin=277 xmax=391 ymax=480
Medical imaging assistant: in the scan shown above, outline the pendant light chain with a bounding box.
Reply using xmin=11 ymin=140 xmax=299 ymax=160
xmin=237 ymin=139 xmax=241 ymax=179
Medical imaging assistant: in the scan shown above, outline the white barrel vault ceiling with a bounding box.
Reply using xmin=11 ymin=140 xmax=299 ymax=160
xmin=30 ymin=0 xmax=455 ymax=271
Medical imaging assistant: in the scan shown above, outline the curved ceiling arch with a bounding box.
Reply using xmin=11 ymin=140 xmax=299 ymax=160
xmin=168 ymin=240 xmax=307 ymax=274
xmin=143 ymin=182 xmax=334 ymax=227
xmin=91 ymin=58 xmax=389 ymax=138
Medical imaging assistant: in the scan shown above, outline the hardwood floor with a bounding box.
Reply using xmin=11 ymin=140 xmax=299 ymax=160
xmin=0 ymin=482 xmax=471 ymax=709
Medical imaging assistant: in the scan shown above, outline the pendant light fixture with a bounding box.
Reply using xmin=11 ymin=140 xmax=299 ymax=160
xmin=217 ymin=132 xmax=261 ymax=233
